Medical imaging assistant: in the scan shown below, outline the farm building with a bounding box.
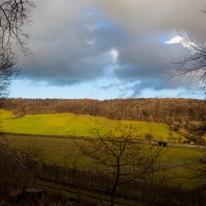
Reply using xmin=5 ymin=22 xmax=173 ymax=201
xmin=157 ymin=141 xmax=169 ymax=147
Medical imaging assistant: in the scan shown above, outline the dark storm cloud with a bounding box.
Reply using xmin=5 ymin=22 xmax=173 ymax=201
xmin=85 ymin=0 xmax=206 ymax=40
xmin=115 ymin=42 xmax=189 ymax=85
xmin=14 ymin=0 xmax=206 ymax=96
xmin=15 ymin=0 xmax=132 ymax=86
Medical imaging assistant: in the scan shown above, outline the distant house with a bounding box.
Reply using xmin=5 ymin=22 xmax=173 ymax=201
xmin=157 ymin=141 xmax=169 ymax=147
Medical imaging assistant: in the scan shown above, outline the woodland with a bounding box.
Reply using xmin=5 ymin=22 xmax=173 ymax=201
xmin=1 ymin=97 xmax=205 ymax=131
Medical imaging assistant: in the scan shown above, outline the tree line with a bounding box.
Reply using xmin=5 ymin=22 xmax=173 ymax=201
xmin=1 ymin=97 xmax=205 ymax=128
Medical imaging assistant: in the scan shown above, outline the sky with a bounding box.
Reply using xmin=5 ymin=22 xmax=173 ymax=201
xmin=9 ymin=0 xmax=206 ymax=100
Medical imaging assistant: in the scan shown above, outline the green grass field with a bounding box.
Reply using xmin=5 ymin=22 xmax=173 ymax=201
xmin=0 ymin=110 xmax=171 ymax=140
xmin=4 ymin=134 xmax=206 ymax=189
xmin=4 ymin=134 xmax=206 ymax=167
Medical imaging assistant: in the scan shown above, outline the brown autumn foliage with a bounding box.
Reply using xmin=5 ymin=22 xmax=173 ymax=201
xmin=1 ymin=97 xmax=205 ymax=125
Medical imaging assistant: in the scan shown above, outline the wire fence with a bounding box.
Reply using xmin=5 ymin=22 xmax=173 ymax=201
xmin=36 ymin=163 xmax=206 ymax=206
xmin=80 ymin=158 xmax=200 ymax=174
xmin=168 ymin=142 xmax=206 ymax=150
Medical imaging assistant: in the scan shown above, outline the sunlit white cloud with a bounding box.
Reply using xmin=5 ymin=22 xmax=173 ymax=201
xmin=165 ymin=35 xmax=199 ymax=54
xmin=165 ymin=36 xmax=182 ymax=44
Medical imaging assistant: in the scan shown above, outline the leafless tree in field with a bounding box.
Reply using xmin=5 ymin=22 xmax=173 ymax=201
xmin=73 ymin=123 xmax=168 ymax=206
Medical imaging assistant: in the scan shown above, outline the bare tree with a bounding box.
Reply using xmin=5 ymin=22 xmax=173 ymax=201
xmin=73 ymin=123 xmax=167 ymax=206
xmin=0 ymin=0 xmax=34 ymax=97
xmin=165 ymin=32 xmax=206 ymax=95
xmin=0 ymin=0 xmax=35 ymax=58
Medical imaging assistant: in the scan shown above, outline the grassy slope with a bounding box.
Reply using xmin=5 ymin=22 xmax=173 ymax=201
xmin=1 ymin=110 xmax=171 ymax=140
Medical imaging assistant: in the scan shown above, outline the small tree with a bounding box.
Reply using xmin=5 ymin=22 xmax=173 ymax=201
xmin=73 ymin=123 xmax=167 ymax=206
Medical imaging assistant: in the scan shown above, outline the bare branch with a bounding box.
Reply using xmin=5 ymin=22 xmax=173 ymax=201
xmin=163 ymin=31 xmax=206 ymax=95
xmin=0 ymin=0 xmax=35 ymax=59
xmin=0 ymin=0 xmax=34 ymax=97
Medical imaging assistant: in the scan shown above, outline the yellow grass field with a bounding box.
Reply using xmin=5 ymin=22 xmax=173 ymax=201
xmin=0 ymin=110 xmax=171 ymax=140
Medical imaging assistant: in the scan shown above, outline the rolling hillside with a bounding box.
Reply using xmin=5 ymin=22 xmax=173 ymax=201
xmin=0 ymin=110 xmax=171 ymax=140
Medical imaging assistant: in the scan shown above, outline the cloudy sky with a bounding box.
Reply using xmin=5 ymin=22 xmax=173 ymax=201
xmin=9 ymin=0 xmax=206 ymax=99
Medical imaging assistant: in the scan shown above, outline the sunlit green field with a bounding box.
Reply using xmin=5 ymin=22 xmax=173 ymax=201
xmin=4 ymin=134 xmax=206 ymax=167
xmin=0 ymin=110 xmax=171 ymax=140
